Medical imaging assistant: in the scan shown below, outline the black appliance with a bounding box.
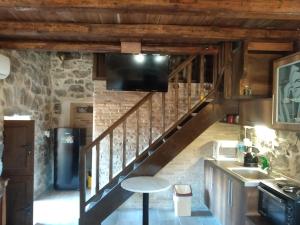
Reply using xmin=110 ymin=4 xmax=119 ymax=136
xmin=244 ymin=146 xmax=259 ymax=167
xmin=258 ymin=180 xmax=300 ymax=225
xmin=105 ymin=53 xmax=169 ymax=92
xmin=54 ymin=128 xmax=86 ymax=190
xmin=243 ymin=152 xmax=258 ymax=167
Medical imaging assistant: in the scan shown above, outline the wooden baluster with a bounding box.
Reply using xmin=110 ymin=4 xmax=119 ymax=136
xmin=136 ymin=109 xmax=140 ymax=157
xmin=161 ymin=92 xmax=166 ymax=133
xmin=187 ymin=63 xmax=192 ymax=111
xmin=200 ymin=54 xmax=205 ymax=100
xmin=213 ymin=54 xmax=217 ymax=88
xmin=222 ymin=44 xmax=225 ymax=69
xmin=79 ymin=151 xmax=86 ymax=217
xmin=218 ymin=46 xmax=222 ymax=75
xmin=148 ymin=96 xmax=153 ymax=145
xmin=95 ymin=143 xmax=100 ymax=194
xmin=174 ymin=73 xmax=179 ymax=121
xmin=109 ymin=132 xmax=113 ymax=182
xmin=122 ymin=120 xmax=126 ymax=169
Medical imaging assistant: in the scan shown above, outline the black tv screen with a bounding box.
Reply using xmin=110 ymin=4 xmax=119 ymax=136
xmin=105 ymin=53 xmax=169 ymax=92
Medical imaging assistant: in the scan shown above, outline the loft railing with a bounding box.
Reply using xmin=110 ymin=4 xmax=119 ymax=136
xmin=79 ymin=46 xmax=226 ymax=217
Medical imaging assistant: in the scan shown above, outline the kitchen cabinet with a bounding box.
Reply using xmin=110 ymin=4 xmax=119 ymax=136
xmin=204 ymin=163 xmax=214 ymax=210
xmin=239 ymin=98 xmax=272 ymax=127
xmin=0 ymin=178 xmax=8 ymax=225
xmin=204 ymin=160 xmax=257 ymax=225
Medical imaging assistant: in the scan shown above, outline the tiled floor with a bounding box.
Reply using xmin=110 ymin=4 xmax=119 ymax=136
xmin=34 ymin=191 xmax=221 ymax=225
xmin=103 ymin=208 xmax=221 ymax=225
xmin=34 ymin=191 xmax=80 ymax=225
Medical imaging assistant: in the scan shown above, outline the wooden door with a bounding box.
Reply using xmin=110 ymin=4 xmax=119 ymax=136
xmin=3 ymin=120 xmax=34 ymax=225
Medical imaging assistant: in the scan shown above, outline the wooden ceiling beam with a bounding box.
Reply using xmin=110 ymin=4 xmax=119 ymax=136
xmin=0 ymin=22 xmax=298 ymax=42
xmin=0 ymin=40 xmax=219 ymax=54
xmin=1 ymin=1 xmax=300 ymax=20
xmin=247 ymin=41 xmax=294 ymax=52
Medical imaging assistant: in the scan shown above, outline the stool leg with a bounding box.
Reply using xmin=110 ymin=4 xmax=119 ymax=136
xmin=143 ymin=193 xmax=149 ymax=225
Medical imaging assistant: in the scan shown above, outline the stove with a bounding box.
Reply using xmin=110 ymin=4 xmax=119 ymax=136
xmin=258 ymin=179 xmax=300 ymax=225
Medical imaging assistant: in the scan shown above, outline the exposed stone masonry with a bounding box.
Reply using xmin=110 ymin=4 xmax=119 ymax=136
xmin=49 ymin=53 xmax=94 ymax=127
xmin=0 ymin=51 xmax=94 ymax=198
xmin=0 ymin=50 xmax=52 ymax=198
xmin=245 ymin=128 xmax=300 ymax=181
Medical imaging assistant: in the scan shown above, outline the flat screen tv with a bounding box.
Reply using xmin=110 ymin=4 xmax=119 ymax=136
xmin=105 ymin=53 xmax=169 ymax=92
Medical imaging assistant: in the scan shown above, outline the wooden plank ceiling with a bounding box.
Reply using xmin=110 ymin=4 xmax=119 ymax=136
xmin=0 ymin=0 xmax=300 ymax=53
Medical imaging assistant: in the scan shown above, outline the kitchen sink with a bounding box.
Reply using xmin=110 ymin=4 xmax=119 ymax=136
xmin=229 ymin=167 xmax=273 ymax=180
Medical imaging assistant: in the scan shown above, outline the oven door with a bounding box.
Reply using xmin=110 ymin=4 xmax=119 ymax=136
xmin=258 ymin=186 xmax=287 ymax=225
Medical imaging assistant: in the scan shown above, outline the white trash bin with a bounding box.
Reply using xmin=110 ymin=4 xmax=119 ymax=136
xmin=173 ymin=184 xmax=192 ymax=216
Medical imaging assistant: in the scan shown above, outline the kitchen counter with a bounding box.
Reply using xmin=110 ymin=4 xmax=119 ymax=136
xmin=205 ymin=158 xmax=281 ymax=187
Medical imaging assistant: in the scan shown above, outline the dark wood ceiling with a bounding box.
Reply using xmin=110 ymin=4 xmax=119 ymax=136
xmin=0 ymin=0 xmax=299 ymax=53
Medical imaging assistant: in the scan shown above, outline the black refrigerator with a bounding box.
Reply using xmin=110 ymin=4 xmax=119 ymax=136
xmin=54 ymin=128 xmax=86 ymax=190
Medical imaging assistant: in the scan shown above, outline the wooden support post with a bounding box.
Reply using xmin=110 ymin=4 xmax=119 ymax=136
xmin=95 ymin=143 xmax=100 ymax=193
xmin=224 ymin=42 xmax=233 ymax=98
xmin=187 ymin=63 xmax=192 ymax=111
xmin=218 ymin=46 xmax=222 ymax=77
xmin=136 ymin=109 xmax=140 ymax=157
xmin=161 ymin=93 xmax=166 ymax=133
xmin=79 ymin=152 xmax=86 ymax=217
xmin=122 ymin=121 xmax=126 ymax=169
xmin=174 ymin=73 xmax=179 ymax=121
xmin=149 ymin=96 xmax=153 ymax=145
xmin=213 ymin=54 xmax=218 ymax=88
xmin=200 ymin=54 xmax=205 ymax=99
xmin=109 ymin=132 xmax=113 ymax=181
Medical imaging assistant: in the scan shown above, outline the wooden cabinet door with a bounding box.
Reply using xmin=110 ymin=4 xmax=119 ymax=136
xmin=224 ymin=176 xmax=233 ymax=225
xmin=3 ymin=121 xmax=34 ymax=225
xmin=224 ymin=176 xmax=245 ymax=225
xmin=230 ymin=178 xmax=245 ymax=225
xmin=204 ymin=162 xmax=214 ymax=210
xmin=214 ymin=168 xmax=227 ymax=225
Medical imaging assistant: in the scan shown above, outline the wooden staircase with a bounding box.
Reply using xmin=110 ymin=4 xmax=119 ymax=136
xmin=79 ymin=47 xmax=238 ymax=225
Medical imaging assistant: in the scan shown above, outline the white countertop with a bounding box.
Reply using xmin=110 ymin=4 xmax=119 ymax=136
xmin=121 ymin=176 xmax=171 ymax=193
xmin=205 ymin=158 xmax=285 ymax=187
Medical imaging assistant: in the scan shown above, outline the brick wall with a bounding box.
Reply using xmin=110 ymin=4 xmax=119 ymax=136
xmin=93 ymin=80 xmax=206 ymax=187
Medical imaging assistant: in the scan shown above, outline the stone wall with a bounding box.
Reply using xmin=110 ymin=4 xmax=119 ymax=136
xmin=0 ymin=51 xmax=94 ymax=198
xmin=49 ymin=53 xmax=94 ymax=127
xmin=121 ymin=122 xmax=240 ymax=208
xmin=0 ymin=50 xmax=52 ymax=198
xmin=244 ymin=126 xmax=300 ymax=181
